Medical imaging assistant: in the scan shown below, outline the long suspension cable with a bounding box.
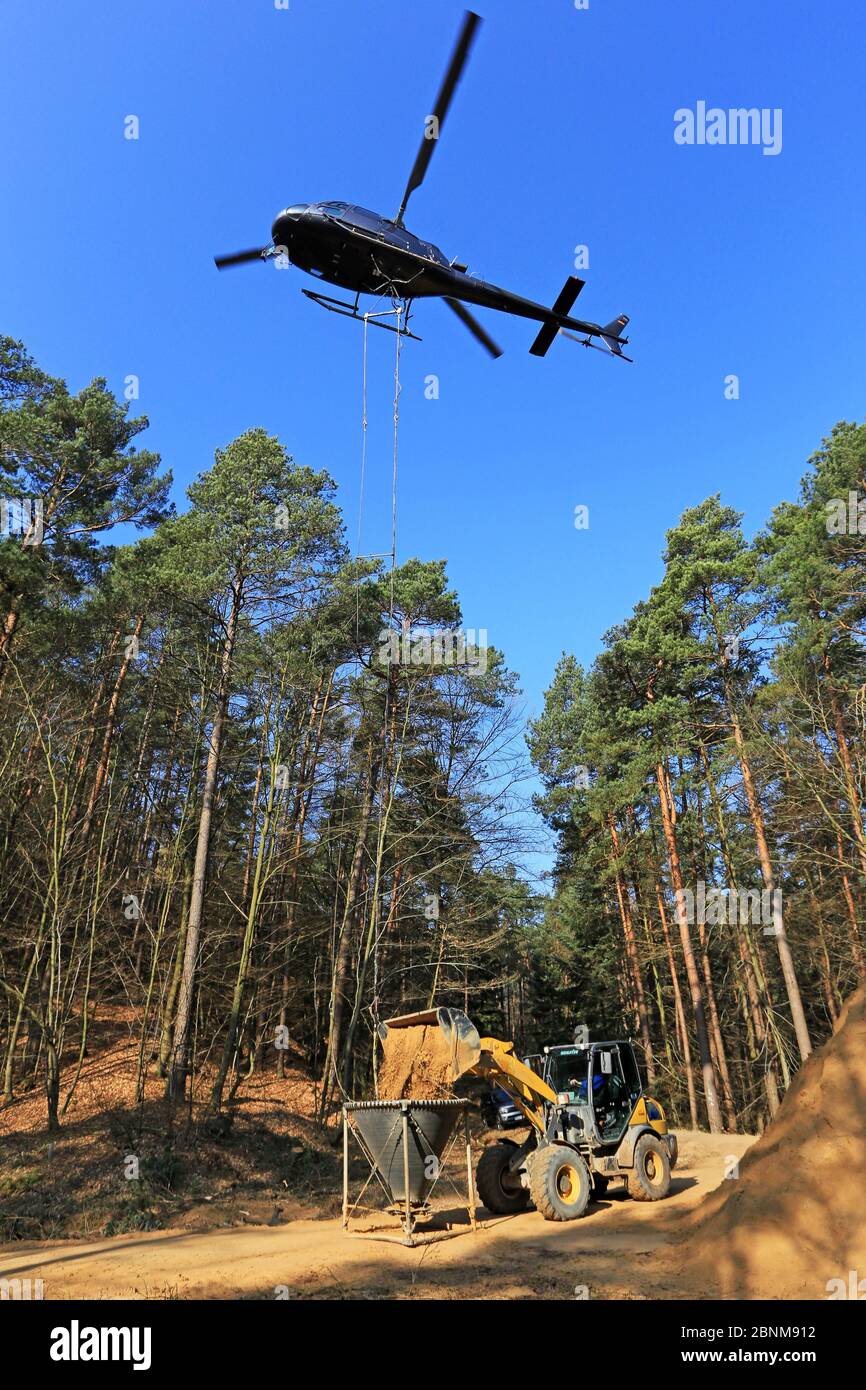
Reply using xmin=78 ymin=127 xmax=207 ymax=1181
xmin=329 ymin=303 xmax=405 ymax=1106
xmin=389 ymin=314 xmax=402 ymax=621
xmin=373 ymin=306 xmax=403 ymax=1031
xmin=355 ymin=313 xmax=369 ymax=643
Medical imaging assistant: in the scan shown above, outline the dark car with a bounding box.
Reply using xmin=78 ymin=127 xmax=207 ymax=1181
xmin=481 ymin=1084 xmax=524 ymax=1130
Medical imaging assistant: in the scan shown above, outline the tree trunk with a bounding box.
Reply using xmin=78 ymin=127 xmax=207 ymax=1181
xmin=707 ymin=592 xmax=813 ymax=1062
xmin=78 ymin=615 xmax=144 ymax=842
xmin=697 ymin=738 xmax=781 ymax=1117
xmin=608 ymin=815 xmax=655 ymax=1082
xmin=651 ymin=847 xmax=699 ymax=1129
xmin=835 ymin=831 xmax=866 ymax=980
xmin=727 ymin=704 xmax=812 ymax=1061
xmin=318 ymin=736 xmax=379 ymax=1119
xmin=166 ymin=577 xmax=242 ymax=1099
xmin=655 ymin=760 xmax=723 ymax=1132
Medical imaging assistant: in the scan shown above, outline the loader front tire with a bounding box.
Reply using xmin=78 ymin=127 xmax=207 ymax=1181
xmin=530 ymin=1145 xmax=591 ymax=1221
xmin=627 ymin=1132 xmax=671 ymax=1202
xmin=476 ymin=1144 xmax=529 ymax=1214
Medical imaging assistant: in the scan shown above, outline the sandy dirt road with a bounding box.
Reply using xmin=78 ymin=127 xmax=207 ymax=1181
xmin=0 ymin=1132 xmax=753 ymax=1300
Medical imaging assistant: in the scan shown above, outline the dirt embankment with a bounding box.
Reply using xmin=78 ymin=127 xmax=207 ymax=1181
xmin=666 ymin=984 xmax=866 ymax=1299
xmin=376 ymin=1023 xmax=455 ymax=1099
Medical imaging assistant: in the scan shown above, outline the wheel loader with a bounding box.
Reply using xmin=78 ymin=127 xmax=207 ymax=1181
xmin=379 ymin=1008 xmax=678 ymax=1221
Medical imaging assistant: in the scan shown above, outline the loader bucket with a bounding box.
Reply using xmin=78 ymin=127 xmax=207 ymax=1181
xmin=378 ymin=1007 xmax=482 ymax=1082
xmin=348 ymin=1099 xmax=466 ymax=1203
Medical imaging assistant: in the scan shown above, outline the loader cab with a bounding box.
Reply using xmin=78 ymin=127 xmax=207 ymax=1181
xmin=590 ymin=1044 xmax=642 ymax=1144
xmin=544 ymin=1041 xmax=643 ymax=1149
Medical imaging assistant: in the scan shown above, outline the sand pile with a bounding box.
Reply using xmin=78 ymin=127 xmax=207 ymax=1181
xmin=668 ymin=985 xmax=866 ymax=1299
xmin=377 ymin=1023 xmax=455 ymax=1100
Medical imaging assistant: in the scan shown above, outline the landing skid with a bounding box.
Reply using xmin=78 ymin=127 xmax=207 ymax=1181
xmin=301 ymin=289 xmax=422 ymax=341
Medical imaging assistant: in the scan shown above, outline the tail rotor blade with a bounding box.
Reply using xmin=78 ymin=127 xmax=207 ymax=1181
xmin=444 ymin=296 xmax=503 ymax=358
xmin=214 ymin=247 xmax=270 ymax=270
xmin=560 ymin=327 xmax=634 ymax=363
xmin=395 ymin=10 xmax=481 ymax=225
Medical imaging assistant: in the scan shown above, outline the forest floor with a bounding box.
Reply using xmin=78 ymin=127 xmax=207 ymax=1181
xmin=0 ymin=1004 xmax=341 ymax=1244
xmin=1 ymin=1129 xmax=755 ymax=1300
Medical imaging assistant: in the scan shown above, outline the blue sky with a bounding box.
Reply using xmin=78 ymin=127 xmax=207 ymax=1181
xmin=3 ymin=0 xmax=865 ymax=855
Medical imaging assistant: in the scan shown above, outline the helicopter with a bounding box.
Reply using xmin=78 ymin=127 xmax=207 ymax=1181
xmin=214 ymin=11 xmax=631 ymax=363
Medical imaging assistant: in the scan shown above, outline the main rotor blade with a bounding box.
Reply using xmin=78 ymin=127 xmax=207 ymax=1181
xmin=444 ymin=296 xmax=503 ymax=358
xmin=214 ymin=247 xmax=269 ymax=270
xmin=395 ymin=10 xmax=481 ymax=225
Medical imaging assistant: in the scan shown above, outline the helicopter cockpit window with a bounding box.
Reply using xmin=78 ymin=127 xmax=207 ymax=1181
xmin=386 ymin=225 xmax=421 ymax=254
xmin=340 ymin=206 xmax=390 ymax=234
xmin=418 ymin=240 xmax=450 ymax=265
xmin=399 ymin=228 xmax=449 ymax=264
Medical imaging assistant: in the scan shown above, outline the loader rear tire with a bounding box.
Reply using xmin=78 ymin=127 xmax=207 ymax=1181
xmin=530 ymin=1145 xmax=591 ymax=1221
xmin=476 ymin=1144 xmax=529 ymax=1214
xmin=627 ymin=1132 xmax=671 ymax=1202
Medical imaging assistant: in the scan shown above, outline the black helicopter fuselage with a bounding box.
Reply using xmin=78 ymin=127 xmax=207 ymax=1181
xmin=271 ymin=201 xmax=607 ymax=337
xmin=217 ymin=14 xmax=630 ymax=361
